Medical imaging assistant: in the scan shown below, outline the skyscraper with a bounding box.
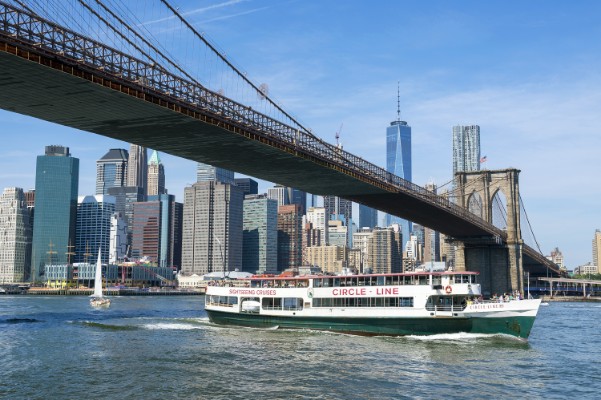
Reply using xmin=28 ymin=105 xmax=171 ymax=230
xmin=306 ymin=207 xmax=328 ymax=246
xmin=135 ymin=194 xmax=183 ymax=268
xmin=287 ymin=187 xmax=307 ymax=216
xmin=31 ymin=146 xmax=79 ymax=281
xmin=235 ymin=178 xmax=258 ymax=196
xmin=109 ymin=212 xmax=127 ymax=264
xmin=267 ymin=185 xmax=289 ymax=206
xmin=75 ymin=195 xmax=115 ymax=264
xmin=452 ymin=125 xmax=481 ymax=175
xmin=385 ymin=87 xmax=412 ymax=245
xmin=95 ymin=148 xmax=128 ymax=195
xmin=242 ymin=195 xmax=278 ymax=274
xmin=368 ymin=228 xmax=402 ymax=274
xmin=277 ymin=204 xmax=303 ymax=271
xmin=126 ymin=144 xmax=147 ymax=195
xmin=323 ymin=196 xmax=352 ymax=225
xmin=196 ymin=162 xmax=235 ymax=184
xmin=181 ymin=181 xmax=243 ymax=275
xmin=593 ymin=230 xmax=601 ymax=273
xmin=107 ymin=186 xmax=145 ymax=254
xmin=147 ymin=150 xmax=166 ymax=196
xmin=359 ymin=204 xmax=378 ymax=229
xmin=0 ymin=187 xmax=32 ymax=283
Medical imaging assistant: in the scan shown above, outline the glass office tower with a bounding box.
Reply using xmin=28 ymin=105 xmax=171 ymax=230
xmin=31 ymin=146 xmax=79 ymax=282
xmin=385 ymin=112 xmax=412 ymax=248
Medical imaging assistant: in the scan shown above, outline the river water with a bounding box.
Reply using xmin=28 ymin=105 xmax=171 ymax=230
xmin=0 ymin=296 xmax=599 ymax=399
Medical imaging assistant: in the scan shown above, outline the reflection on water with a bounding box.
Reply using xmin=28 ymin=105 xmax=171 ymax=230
xmin=0 ymin=296 xmax=600 ymax=399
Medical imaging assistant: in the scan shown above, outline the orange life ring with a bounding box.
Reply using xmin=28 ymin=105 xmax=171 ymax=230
xmin=445 ymin=285 xmax=452 ymax=294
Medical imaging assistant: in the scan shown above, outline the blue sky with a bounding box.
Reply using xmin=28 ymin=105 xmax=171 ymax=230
xmin=1 ymin=0 xmax=600 ymax=268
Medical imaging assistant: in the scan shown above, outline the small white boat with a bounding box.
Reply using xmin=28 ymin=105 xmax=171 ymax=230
xmin=90 ymin=249 xmax=110 ymax=308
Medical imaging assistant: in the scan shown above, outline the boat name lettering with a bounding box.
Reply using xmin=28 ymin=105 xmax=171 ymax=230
xmin=332 ymin=288 xmax=366 ymax=296
xmin=228 ymin=288 xmax=277 ymax=296
xmin=331 ymin=288 xmax=400 ymax=296
xmin=469 ymin=304 xmax=505 ymax=310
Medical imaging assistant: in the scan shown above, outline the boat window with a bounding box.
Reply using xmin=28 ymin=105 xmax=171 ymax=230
xmin=322 ymin=278 xmax=331 ymax=288
xmin=333 ymin=278 xmax=340 ymax=287
xmin=418 ymin=275 xmax=428 ymax=285
xmin=312 ymin=296 xmax=414 ymax=308
xmin=283 ymin=298 xmax=303 ymax=310
xmin=262 ymin=297 xmax=282 ymax=310
xmin=376 ymin=276 xmax=385 ymax=286
xmin=432 ymin=276 xmax=442 ymax=286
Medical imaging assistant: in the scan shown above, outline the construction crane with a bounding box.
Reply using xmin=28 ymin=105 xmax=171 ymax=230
xmin=335 ymin=123 xmax=344 ymax=148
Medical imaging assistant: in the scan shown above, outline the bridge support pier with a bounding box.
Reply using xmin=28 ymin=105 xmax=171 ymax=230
xmin=455 ymin=168 xmax=524 ymax=295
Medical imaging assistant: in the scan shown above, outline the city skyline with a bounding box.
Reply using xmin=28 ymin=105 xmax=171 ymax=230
xmin=1 ymin=1 xmax=600 ymax=268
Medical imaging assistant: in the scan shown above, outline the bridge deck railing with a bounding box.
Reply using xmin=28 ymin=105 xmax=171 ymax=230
xmin=1 ymin=1 xmax=505 ymax=240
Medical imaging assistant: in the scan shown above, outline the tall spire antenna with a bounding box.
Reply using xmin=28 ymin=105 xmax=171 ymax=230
xmin=397 ymin=81 xmax=401 ymax=122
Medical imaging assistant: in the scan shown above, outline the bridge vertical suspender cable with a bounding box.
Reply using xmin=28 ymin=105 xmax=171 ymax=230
xmin=158 ymin=0 xmax=313 ymax=137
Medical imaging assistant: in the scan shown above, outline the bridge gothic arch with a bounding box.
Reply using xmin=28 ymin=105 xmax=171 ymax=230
xmin=454 ymin=169 xmax=523 ymax=295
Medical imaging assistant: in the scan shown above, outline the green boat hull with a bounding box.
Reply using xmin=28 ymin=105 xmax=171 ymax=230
xmin=206 ymin=310 xmax=536 ymax=339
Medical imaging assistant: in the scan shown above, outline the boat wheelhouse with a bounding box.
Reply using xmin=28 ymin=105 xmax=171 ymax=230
xmin=205 ymin=271 xmax=541 ymax=339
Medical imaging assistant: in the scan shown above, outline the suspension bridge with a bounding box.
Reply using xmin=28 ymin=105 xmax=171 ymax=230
xmin=0 ymin=1 xmax=563 ymax=294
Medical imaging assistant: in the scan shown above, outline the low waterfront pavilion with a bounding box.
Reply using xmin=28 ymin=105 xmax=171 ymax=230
xmin=538 ymin=277 xmax=601 ymax=298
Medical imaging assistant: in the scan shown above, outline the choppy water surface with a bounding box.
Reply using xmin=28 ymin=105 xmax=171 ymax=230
xmin=1 ymin=296 xmax=600 ymax=399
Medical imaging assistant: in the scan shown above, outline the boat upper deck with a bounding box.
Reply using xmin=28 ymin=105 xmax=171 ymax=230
xmin=207 ymin=271 xmax=479 ymax=290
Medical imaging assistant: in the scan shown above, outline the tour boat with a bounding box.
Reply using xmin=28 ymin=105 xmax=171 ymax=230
xmin=205 ymin=271 xmax=541 ymax=339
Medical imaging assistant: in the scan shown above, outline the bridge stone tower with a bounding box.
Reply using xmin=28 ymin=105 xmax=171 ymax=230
xmin=453 ymin=169 xmax=523 ymax=296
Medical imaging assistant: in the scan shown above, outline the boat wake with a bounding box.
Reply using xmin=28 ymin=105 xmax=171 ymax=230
xmin=405 ymin=332 xmax=523 ymax=342
xmin=76 ymin=321 xmax=140 ymax=331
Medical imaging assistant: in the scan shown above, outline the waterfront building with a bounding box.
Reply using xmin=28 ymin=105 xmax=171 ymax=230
xmin=235 ymin=178 xmax=258 ymax=196
xmin=267 ymin=185 xmax=289 ymax=207
xmin=147 ymin=150 xmax=166 ymax=196
xmin=181 ymin=181 xmax=243 ymax=275
xmin=305 ymin=207 xmax=328 ymax=246
xmin=109 ymin=212 xmax=127 ymax=264
xmin=0 ymin=187 xmax=32 ymax=283
xmin=95 ymin=148 xmax=128 ymax=195
xmin=31 ymin=146 xmax=79 ymax=281
xmin=574 ymin=262 xmax=598 ymax=276
xmin=242 ymin=195 xmax=278 ymax=274
xmin=302 ymin=221 xmax=322 ymax=266
xmin=593 ymin=230 xmax=601 ymax=273
xmin=75 ymin=195 xmax=115 ymax=264
xmin=368 ymin=227 xmax=402 ymax=274
xmin=196 ymin=162 xmax=235 ymax=184
xmin=126 ymin=144 xmax=147 ymax=196
xmin=452 ymin=125 xmax=481 ymax=175
xmin=385 ymin=89 xmax=412 ymax=245
xmin=24 ymin=189 xmax=35 ymax=233
xmin=277 ymin=204 xmax=303 ymax=271
xmin=359 ymin=204 xmax=378 ymax=229
xmin=305 ymin=245 xmax=347 ymax=275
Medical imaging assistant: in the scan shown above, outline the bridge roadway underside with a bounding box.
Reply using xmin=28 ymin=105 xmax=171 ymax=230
xmin=0 ymin=49 xmax=498 ymax=238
